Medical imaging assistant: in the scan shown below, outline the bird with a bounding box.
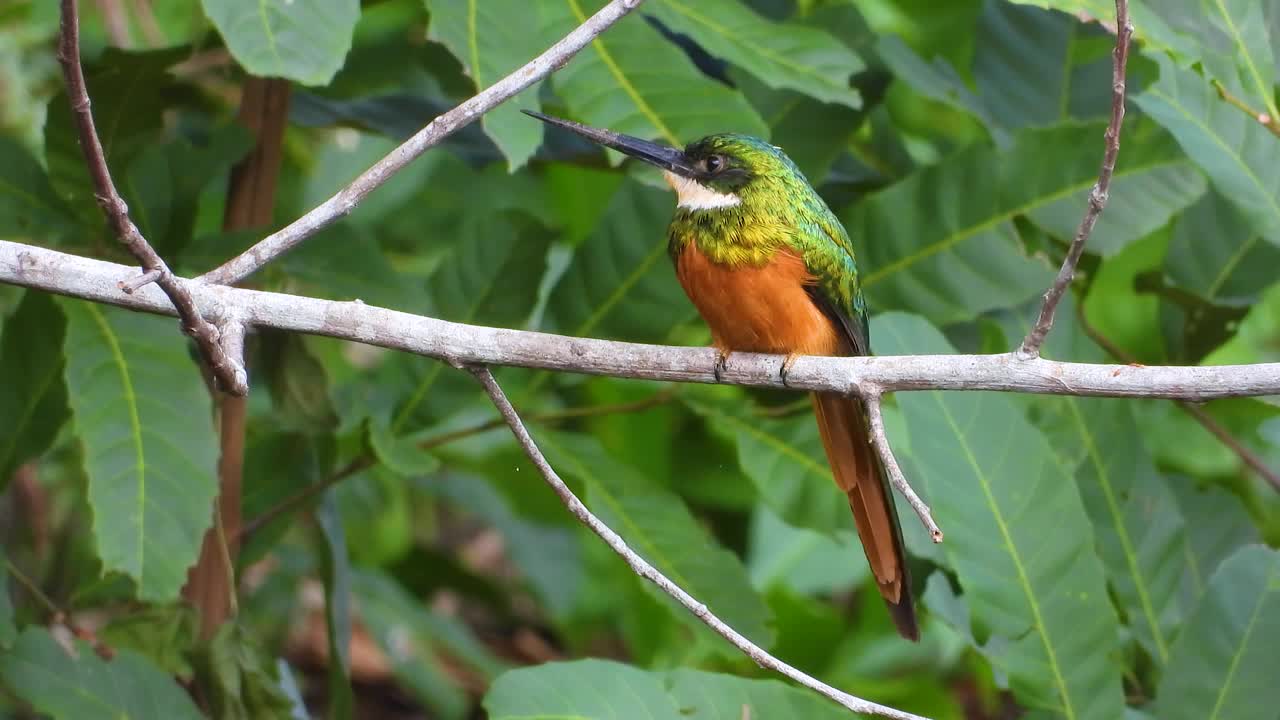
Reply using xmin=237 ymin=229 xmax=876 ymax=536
xmin=524 ymin=110 xmax=918 ymax=641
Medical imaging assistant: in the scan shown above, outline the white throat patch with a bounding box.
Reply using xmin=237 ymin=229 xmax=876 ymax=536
xmin=663 ymin=171 xmax=741 ymax=210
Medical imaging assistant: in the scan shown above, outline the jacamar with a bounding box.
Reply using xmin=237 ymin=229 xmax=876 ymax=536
xmin=525 ymin=111 xmax=917 ymax=641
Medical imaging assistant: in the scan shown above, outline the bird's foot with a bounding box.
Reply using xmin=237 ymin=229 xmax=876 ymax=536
xmin=779 ymin=352 xmax=800 ymax=387
xmin=713 ymin=348 xmax=732 ymax=382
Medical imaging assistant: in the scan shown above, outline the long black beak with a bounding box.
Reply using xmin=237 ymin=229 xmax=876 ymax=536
xmin=523 ymin=110 xmax=698 ymax=177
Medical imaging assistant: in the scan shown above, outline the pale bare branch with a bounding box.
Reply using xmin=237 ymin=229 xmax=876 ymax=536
xmin=865 ymin=392 xmax=942 ymax=542
xmin=469 ymin=366 xmax=931 ymax=720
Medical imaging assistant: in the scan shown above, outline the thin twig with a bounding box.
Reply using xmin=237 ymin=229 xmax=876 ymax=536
xmin=1211 ymin=80 xmax=1280 ymax=138
xmin=197 ymin=0 xmax=648 ymax=287
xmin=4 ymin=240 xmax=1280 ymax=401
xmin=1019 ymin=0 xmax=1132 ymax=358
xmin=55 ymin=0 xmax=248 ymax=396
xmin=1076 ymin=306 xmax=1280 ymax=492
xmin=469 ymin=366 xmax=929 ymax=720
xmin=238 ymin=388 xmax=678 ymax=541
xmin=865 ymin=392 xmax=942 ymax=542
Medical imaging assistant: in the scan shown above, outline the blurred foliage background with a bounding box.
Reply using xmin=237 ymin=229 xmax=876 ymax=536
xmin=1 ymin=0 xmax=1279 ymax=718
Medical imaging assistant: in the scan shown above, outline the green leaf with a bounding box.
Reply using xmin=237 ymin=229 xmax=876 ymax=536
xmin=316 ymin=492 xmax=355 ymax=720
xmin=667 ymin=666 xmax=899 ymax=719
xmin=0 ymin=136 xmax=79 ymax=242
xmin=747 ymin=507 xmax=868 ymax=595
xmin=536 ymin=0 xmax=768 ymax=149
xmin=485 ymin=659 xmax=680 ymax=718
xmin=59 ymin=300 xmax=218 ymax=601
xmin=277 ymin=223 xmax=428 ymax=311
xmin=259 ymin=332 xmax=340 ymax=434
xmin=1047 ymin=399 xmax=1188 ymax=666
xmin=876 ymin=313 xmax=1124 ymax=719
xmin=646 ymin=0 xmax=865 ymax=108
xmin=0 ymin=626 xmax=204 ymax=720
xmin=201 ymin=0 xmax=360 ymax=86
xmin=544 ymin=180 xmax=693 ymax=340
xmin=0 ymin=291 xmax=67 ymax=487
xmin=1005 ymin=0 xmax=1192 ymax=58
xmin=190 ymin=622 xmax=297 ymax=720
xmin=99 ymin=605 xmax=198 ymax=679
xmin=877 ymin=35 xmax=1004 ymax=142
xmin=1166 ymin=475 xmax=1262 ymax=612
xmin=539 ymin=431 xmax=775 ymax=647
xmin=366 ymin=419 xmax=442 ymax=477
xmin=1165 ymin=188 xmax=1280 ymax=305
xmin=1135 ymin=55 xmax=1280 ymax=247
xmin=1155 ymin=0 xmax=1278 ymax=120
xmin=426 ymin=0 xmax=546 ymax=169
xmin=1154 ymin=545 xmax=1280 ymax=720
xmin=848 ymin=122 xmax=1198 ymax=321
xmin=0 ymin=553 xmax=14 ymax=649
xmin=688 ymin=395 xmax=849 ymax=535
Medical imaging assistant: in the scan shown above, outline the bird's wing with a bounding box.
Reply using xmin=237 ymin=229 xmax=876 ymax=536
xmin=802 ymin=208 xmax=871 ymax=357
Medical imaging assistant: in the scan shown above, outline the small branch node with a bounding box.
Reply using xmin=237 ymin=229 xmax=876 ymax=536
xmin=117 ymin=268 xmax=163 ymax=294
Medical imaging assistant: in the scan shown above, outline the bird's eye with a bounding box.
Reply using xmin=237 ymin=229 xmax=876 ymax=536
xmin=702 ymin=154 xmax=725 ymax=174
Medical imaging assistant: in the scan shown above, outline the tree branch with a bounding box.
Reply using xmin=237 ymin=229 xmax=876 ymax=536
xmin=468 ymin=366 xmax=929 ymax=720
xmin=865 ymin=393 xmax=942 ymax=542
xmin=1211 ymin=79 xmax=1280 ymax=138
xmin=196 ymin=0 xmax=648 ymax=287
xmin=55 ymin=0 xmax=248 ymax=395
xmin=4 ymin=240 xmax=1279 ymax=401
xmin=1018 ymin=0 xmax=1133 ymax=359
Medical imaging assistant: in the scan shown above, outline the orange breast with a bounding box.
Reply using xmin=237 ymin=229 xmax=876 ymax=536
xmin=675 ymin=243 xmax=844 ymax=357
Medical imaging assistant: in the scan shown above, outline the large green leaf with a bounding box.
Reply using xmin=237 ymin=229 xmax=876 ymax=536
xmin=846 ymin=122 xmax=1198 ymax=322
xmin=485 ymin=659 xmax=680 ymax=718
xmin=535 ymin=0 xmax=768 ymax=148
xmin=1166 ymin=475 xmax=1261 ymax=614
xmin=202 ymin=0 xmax=359 ymax=86
xmin=544 ymin=180 xmax=693 ymax=341
xmin=1136 ymin=55 xmax=1280 ymax=247
xmin=688 ymin=395 xmax=850 ymax=535
xmin=646 ymin=0 xmax=865 ymax=108
xmin=877 ymin=313 xmax=1123 ymax=719
xmin=0 ymin=136 xmax=79 ymax=243
xmin=1154 ymin=545 xmax=1280 ymax=720
xmin=1005 ymin=0 xmax=1192 ymax=58
xmin=1152 ymin=0 xmax=1278 ymax=119
xmin=484 ymin=659 xmax=875 ymax=719
xmin=1047 ymin=399 xmax=1187 ymax=665
xmin=59 ymin=300 xmax=218 ymax=601
xmin=1165 ymin=188 xmax=1280 ymax=305
xmin=0 ymin=627 xmax=204 ymax=719
xmin=426 ymin=0 xmax=546 ymax=169
xmin=540 ymin=431 xmax=774 ymax=647
xmin=0 ymin=291 xmax=67 ymax=487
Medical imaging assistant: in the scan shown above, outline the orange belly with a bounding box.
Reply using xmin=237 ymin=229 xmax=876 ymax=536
xmin=675 ymin=243 xmax=844 ymax=356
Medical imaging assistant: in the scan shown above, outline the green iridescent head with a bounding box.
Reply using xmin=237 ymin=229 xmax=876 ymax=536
xmin=523 ymin=111 xmax=809 ymax=211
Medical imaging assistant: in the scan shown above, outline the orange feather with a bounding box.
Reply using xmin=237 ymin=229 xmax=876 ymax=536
xmin=676 ymin=244 xmax=918 ymax=640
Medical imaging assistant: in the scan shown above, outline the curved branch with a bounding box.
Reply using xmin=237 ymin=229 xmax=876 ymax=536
xmin=469 ymin=367 xmax=930 ymax=720
xmin=197 ymin=0 xmax=648 ymax=286
xmin=5 ymin=240 xmax=1279 ymax=402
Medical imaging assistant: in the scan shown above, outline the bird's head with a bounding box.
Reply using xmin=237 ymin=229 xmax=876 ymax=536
xmin=524 ymin=111 xmax=805 ymax=212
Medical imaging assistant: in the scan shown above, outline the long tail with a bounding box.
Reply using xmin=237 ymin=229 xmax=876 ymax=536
xmin=812 ymin=392 xmax=918 ymax=640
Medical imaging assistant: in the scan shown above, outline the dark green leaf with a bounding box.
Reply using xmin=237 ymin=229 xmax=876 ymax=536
xmin=0 ymin=626 xmax=204 ymax=719
xmin=425 ymin=0 xmax=546 ymax=169
xmin=0 ymin=136 xmax=79 ymax=242
xmin=99 ymin=605 xmax=198 ymax=679
xmin=1154 ymin=545 xmax=1280 ymax=720
xmin=259 ymin=332 xmax=340 ymax=434
xmin=316 ymin=492 xmax=354 ymax=720
xmin=191 ymin=622 xmax=298 ymax=720
xmin=202 ymin=0 xmax=360 ymax=85
xmin=877 ymin=313 xmax=1124 ymax=719
xmin=0 ymin=553 xmax=14 ymax=649
xmin=646 ymin=0 xmax=865 ymax=108
xmin=0 ymin=291 xmax=67 ymax=487
xmin=539 ymin=431 xmax=774 ymax=648
xmin=1165 ymin=189 xmax=1280 ymax=305
xmin=59 ymin=300 xmax=218 ymax=601
xmin=535 ymin=0 xmax=768 ymax=150
xmin=544 ymin=180 xmax=693 ymax=340
xmin=366 ymin=418 xmax=441 ymax=477
xmin=1167 ymin=475 xmax=1262 ymax=613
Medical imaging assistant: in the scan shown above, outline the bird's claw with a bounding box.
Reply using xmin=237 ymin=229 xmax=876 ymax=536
xmin=713 ymin=349 xmax=731 ymax=382
xmin=779 ymin=353 xmax=800 ymax=387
